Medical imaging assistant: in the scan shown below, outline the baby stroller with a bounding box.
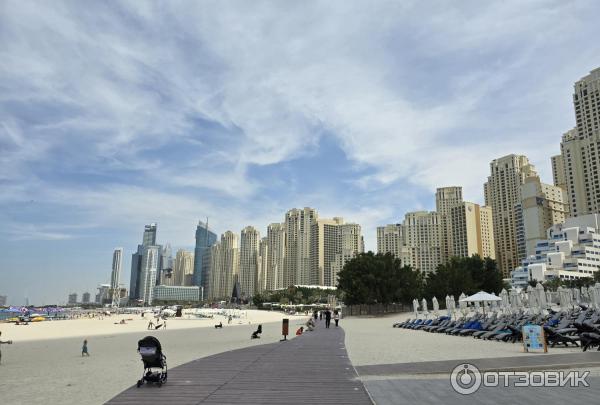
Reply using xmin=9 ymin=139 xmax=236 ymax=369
xmin=137 ymin=336 xmax=167 ymax=387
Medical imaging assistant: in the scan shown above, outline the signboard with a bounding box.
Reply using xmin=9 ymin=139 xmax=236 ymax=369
xmin=281 ymin=318 xmax=289 ymax=340
xmin=522 ymin=324 xmax=547 ymax=353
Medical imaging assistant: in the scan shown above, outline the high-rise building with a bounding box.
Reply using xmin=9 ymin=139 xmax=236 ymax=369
xmin=130 ymin=223 xmax=159 ymax=301
xmin=239 ymin=226 xmax=260 ymax=298
xmin=68 ymin=293 xmax=77 ymax=305
xmin=331 ymin=223 xmax=364 ymax=286
xmin=208 ymin=242 xmax=222 ymax=300
xmin=111 ymin=248 xmax=123 ymax=304
xmin=143 ymin=223 xmax=157 ymax=246
xmin=484 ymin=154 xmax=538 ymax=276
xmin=266 ymin=223 xmax=286 ymax=291
xmin=376 ymin=224 xmax=411 ymax=265
xmin=192 ymin=221 xmax=218 ymax=289
xmin=519 ymin=176 xmax=569 ymax=256
xmin=173 ymin=249 xmax=195 ymax=286
xmin=159 ymin=243 xmax=173 ymax=285
xmin=311 ymin=217 xmax=344 ymax=286
xmin=257 ymin=237 xmax=269 ymax=293
xmin=403 ymin=211 xmax=443 ymax=274
xmin=284 ymin=208 xmax=318 ymax=286
xmin=208 ymin=231 xmax=239 ymax=300
xmin=449 ymin=202 xmax=495 ymax=259
xmin=139 ymin=246 xmax=160 ymax=305
xmin=82 ymin=292 xmax=91 ymax=304
xmin=0 ymin=295 xmax=7 ymax=306
xmin=436 ymin=187 xmax=464 ymax=262
xmin=557 ymin=68 xmax=600 ymax=217
xmin=551 ymin=155 xmax=567 ymax=190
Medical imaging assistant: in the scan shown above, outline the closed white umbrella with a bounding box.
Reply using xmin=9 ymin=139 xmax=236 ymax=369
xmin=413 ymin=299 xmax=419 ymax=318
xmin=490 ymin=293 xmax=499 ymax=311
xmin=500 ymin=289 xmax=509 ymax=308
xmin=589 ymin=286 xmax=598 ymax=309
xmin=536 ymin=283 xmax=547 ymax=310
xmin=509 ymin=288 xmax=519 ymax=309
xmin=449 ymin=295 xmax=456 ymax=318
xmin=421 ymin=298 xmax=428 ymax=315
xmin=526 ymin=285 xmax=537 ymax=313
xmin=595 ymin=283 xmax=600 ymax=309
xmin=432 ymin=297 xmax=439 ymax=316
xmin=573 ymin=288 xmax=581 ymax=305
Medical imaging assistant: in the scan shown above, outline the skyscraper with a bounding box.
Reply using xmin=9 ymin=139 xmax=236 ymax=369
xmin=173 ymin=249 xmax=195 ymax=286
xmin=130 ymin=223 xmax=160 ymax=302
xmin=208 ymin=231 xmax=239 ymax=300
xmin=330 ymin=223 xmax=364 ymax=286
xmin=284 ymin=207 xmax=317 ymax=286
xmin=311 ymin=217 xmax=344 ymax=286
xmin=557 ymin=68 xmax=600 ymax=216
xmin=403 ymin=211 xmax=443 ymax=274
xmin=519 ymin=176 xmax=569 ymax=256
xmin=484 ymin=154 xmax=538 ymax=276
xmin=192 ymin=220 xmax=217 ymax=289
xmin=266 ymin=223 xmax=286 ymax=291
xmin=257 ymin=237 xmax=269 ymax=293
xmin=139 ymin=246 xmax=160 ymax=305
xmin=436 ymin=186 xmax=464 ymax=263
xmin=376 ymin=224 xmax=410 ymax=264
xmin=111 ymin=248 xmax=123 ymax=305
xmin=449 ymin=202 xmax=495 ymax=259
xmin=239 ymin=226 xmax=260 ymax=297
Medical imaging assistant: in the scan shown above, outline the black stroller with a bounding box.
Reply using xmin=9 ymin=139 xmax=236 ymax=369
xmin=137 ymin=336 xmax=168 ymax=387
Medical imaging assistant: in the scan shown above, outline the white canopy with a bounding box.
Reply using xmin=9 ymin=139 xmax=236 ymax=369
xmin=459 ymin=291 xmax=502 ymax=302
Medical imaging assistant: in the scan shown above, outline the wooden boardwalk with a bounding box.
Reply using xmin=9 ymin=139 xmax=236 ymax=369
xmin=106 ymin=325 xmax=372 ymax=405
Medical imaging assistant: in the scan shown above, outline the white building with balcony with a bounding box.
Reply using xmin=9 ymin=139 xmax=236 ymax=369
xmin=511 ymin=214 xmax=600 ymax=287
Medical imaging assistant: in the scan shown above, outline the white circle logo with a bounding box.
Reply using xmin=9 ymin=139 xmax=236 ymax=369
xmin=450 ymin=363 xmax=482 ymax=395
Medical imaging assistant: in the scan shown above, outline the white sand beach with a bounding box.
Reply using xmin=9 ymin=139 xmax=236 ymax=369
xmin=0 ymin=310 xmax=307 ymax=405
xmin=342 ymin=313 xmax=581 ymax=366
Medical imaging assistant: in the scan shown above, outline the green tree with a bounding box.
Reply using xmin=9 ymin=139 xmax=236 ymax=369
xmin=337 ymin=252 xmax=423 ymax=305
xmin=424 ymin=255 xmax=502 ymax=300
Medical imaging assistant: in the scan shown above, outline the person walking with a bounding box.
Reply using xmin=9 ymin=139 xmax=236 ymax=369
xmin=319 ymin=311 xmax=322 ymax=321
xmin=147 ymin=320 xmax=154 ymax=330
xmin=163 ymin=319 xmax=167 ymax=329
xmin=334 ymin=310 xmax=340 ymax=327
xmin=81 ymin=339 xmax=90 ymax=357
xmin=313 ymin=311 xmax=318 ymax=321
xmin=324 ymin=309 xmax=332 ymax=328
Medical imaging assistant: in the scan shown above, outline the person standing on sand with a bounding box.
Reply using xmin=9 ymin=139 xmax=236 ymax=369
xmin=147 ymin=320 xmax=154 ymax=330
xmin=163 ymin=319 xmax=167 ymax=329
xmin=82 ymin=339 xmax=90 ymax=357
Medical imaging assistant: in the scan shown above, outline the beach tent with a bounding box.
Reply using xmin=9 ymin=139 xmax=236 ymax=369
xmin=459 ymin=291 xmax=502 ymax=303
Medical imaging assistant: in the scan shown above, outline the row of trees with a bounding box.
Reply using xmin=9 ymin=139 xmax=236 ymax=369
xmin=252 ymin=286 xmax=343 ymax=307
xmin=337 ymin=252 xmax=504 ymax=305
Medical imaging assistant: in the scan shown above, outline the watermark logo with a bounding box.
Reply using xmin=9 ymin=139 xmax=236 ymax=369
xmin=450 ymin=363 xmax=590 ymax=395
xmin=450 ymin=363 xmax=482 ymax=394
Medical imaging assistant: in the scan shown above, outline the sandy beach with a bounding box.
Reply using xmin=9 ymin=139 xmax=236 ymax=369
xmin=342 ymin=313 xmax=581 ymax=366
xmin=0 ymin=310 xmax=307 ymax=405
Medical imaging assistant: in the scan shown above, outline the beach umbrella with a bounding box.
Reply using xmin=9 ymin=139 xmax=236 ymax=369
xmin=459 ymin=291 xmax=500 ymax=315
xmin=546 ymin=290 xmax=553 ymax=305
xmin=589 ymin=286 xmax=598 ymax=309
xmin=432 ymin=297 xmax=439 ymax=316
xmin=421 ymin=298 xmax=428 ymax=313
xmin=526 ymin=285 xmax=538 ymax=313
xmin=413 ymin=299 xmax=419 ymax=318
xmin=595 ymin=283 xmax=600 ymax=309
xmin=573 ymin=288 xmax=581 ymax=304
xmin=490 ymin=293 xmax=499 ymax=311
xmin=536 ymin=283 xmax=547 ymax=310
xmin=509 ymin=289 xmax=518 ymax=309
xmin=500 ymin=289 xmax=509 ymax=309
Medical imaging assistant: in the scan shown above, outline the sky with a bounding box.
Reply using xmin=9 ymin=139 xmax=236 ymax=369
xmin=1 ymin=1 xmax=600 ymax=305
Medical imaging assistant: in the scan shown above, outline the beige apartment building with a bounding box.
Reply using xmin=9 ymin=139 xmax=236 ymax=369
xmin=257 ymin=237 xmax=268 ymax=293
xmin=519 ymin=176 xmax=569 ymax=256
xmin=403 ymin=211 xmax=443 ymax=274
xmin=208 ymin=231 xmax=239 ymax=300
xmin=436 ymin=186 xmax=464 ymax=262
xmin=484 ymin=154 xmax=538 ymax=277
xmin=284 ymin=207 xmax=318 ymax=286
xmin=376 ymin=223 xmax=411 ymax=265
xmin=554 ymin=68 xmax=600 ymax=217
xmin=449 ymin=202 xmax=495 ymax=259
xmin=239 ymin=226 xmax=260 ymax=298
xmin=266 ymin=223 xmax=286 ymax=291
xmin=173 ymin=249 xmax=195 ymax=286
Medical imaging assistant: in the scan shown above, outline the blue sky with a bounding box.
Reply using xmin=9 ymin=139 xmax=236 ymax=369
xmin=1 ymin=1 xmax=599 ymax=305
